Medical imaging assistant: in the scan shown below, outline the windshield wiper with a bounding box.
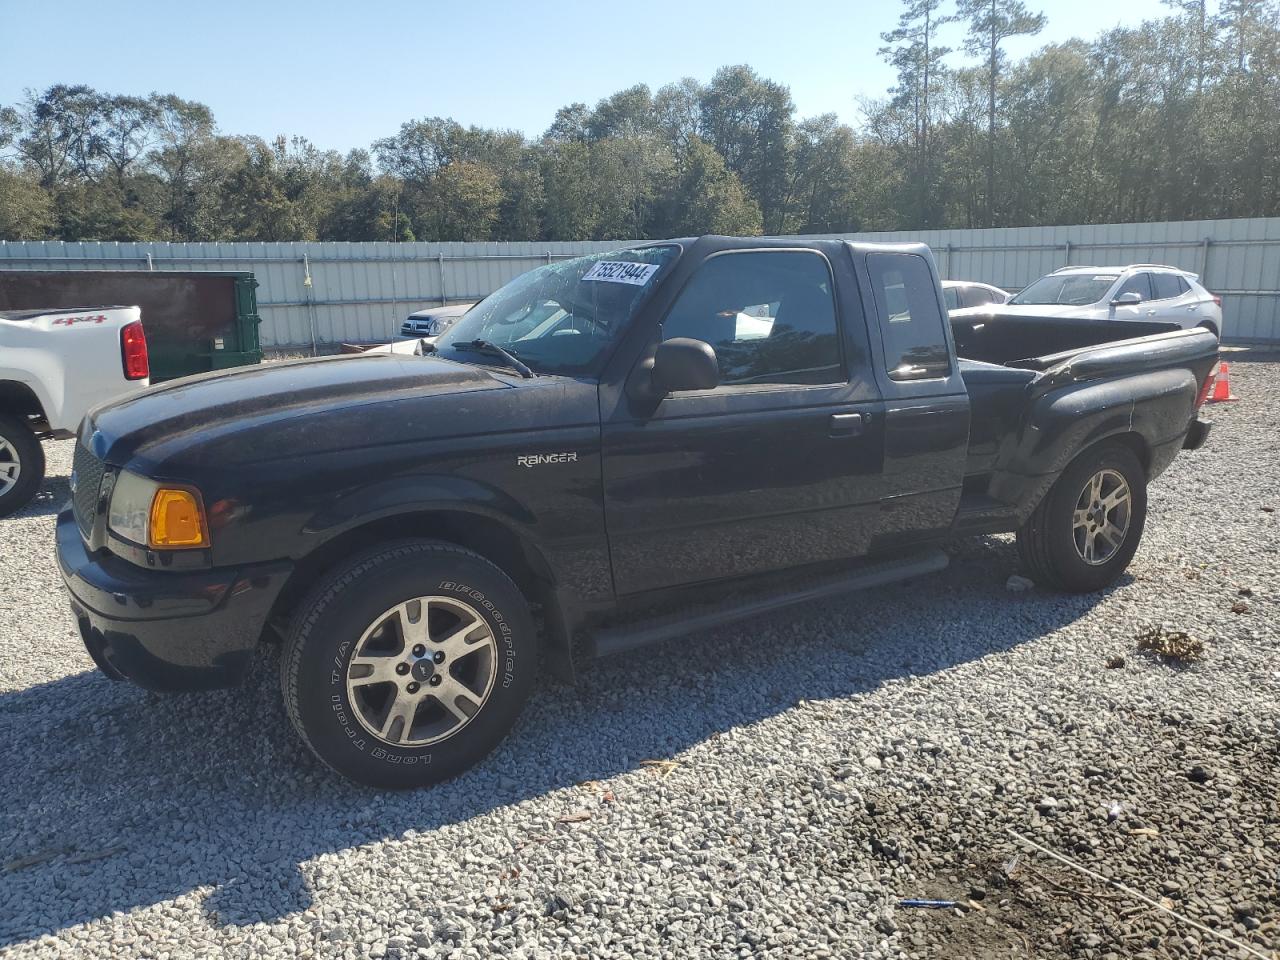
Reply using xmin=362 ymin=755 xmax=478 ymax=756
xmin=450 ymin=339 xmax=536 ymax=378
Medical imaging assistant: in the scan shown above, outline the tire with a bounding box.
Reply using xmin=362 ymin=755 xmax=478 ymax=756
xmin=281 ymin=539 xmax=537 ymax=789
xmin=1197 ymin=320 xmax=1220 ymax=338
xmin=0 ymin=414 xmax=45 ymax=518
xmin=1016 ymin=443 xmax=1147 ymax=593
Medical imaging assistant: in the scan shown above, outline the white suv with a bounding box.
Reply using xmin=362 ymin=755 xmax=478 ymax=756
xmin=952 ymin=265 xmax=1222 ymax=335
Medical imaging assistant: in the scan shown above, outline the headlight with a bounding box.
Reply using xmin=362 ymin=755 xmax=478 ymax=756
xmin=108 ymin=470 xmax=210 ymax=549
xmin=107 ymin=471 xmax=158 ymax=545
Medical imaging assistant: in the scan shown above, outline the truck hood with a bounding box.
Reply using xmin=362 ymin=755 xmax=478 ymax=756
xmin=87 ymin=353 xmax=515 ymax=467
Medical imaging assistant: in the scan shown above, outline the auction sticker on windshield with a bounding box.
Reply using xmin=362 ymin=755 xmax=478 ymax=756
xmin=581 ymin=261 xmax=661 ymax=285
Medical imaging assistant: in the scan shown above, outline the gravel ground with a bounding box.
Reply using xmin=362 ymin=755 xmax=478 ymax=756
xmin=1 ymin=358 xmax=1277 ymax=960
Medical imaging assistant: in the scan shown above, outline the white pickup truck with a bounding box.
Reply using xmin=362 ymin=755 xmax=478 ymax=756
xmin=0 ymin=306 xmax=150 ymax=516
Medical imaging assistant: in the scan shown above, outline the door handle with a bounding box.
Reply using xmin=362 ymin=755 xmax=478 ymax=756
xmin=829 ymin=412 xmax=865 ymax=437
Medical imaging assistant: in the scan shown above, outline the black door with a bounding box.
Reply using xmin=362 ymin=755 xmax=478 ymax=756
xmin=855 ymin=248 xmax=971 ymax=548
xmin=602 ymin=249 xmax=886 ymax=597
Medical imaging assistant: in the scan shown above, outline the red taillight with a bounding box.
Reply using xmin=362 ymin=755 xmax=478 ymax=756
xmin=1211 ymin=293 xmax=1222 ymax=308
xmin=121 ymin=321 xmax=149 ymax=381
xmin=1195 ymin=362 xmax=1219 ymax=409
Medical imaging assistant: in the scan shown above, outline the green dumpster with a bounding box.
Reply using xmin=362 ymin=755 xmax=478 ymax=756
xmin=0 ymin=269 xmax=264 ymax=382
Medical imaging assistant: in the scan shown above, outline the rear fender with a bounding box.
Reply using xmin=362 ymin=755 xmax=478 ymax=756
xmin=1004 ymin=378 xmax=1137 ymax=479
xmin=987 ymin=365 xmax=1203 ymax=516
xmin=0 ymin=306 xmax=143 ymax=432
xmin=1130 ymin=368 xmax=1200 ymax=480
xmin=986 ymin=384 xmax=1134 ymax=518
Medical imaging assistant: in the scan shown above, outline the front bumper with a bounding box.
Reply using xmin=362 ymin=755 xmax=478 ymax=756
xmin=56 ymin=508 xmax=292 ymax=692
xmin=1183 ymin=417 xmax=1212 ymax=450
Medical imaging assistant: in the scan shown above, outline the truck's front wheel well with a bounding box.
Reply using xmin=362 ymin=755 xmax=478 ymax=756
xmin=265 ymin=511 xmax=560 ymax=657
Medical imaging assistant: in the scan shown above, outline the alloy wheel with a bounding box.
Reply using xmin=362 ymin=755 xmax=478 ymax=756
xmin=1072 ymin=468 xmax=1132 ymax=565
xmin=0 ymin=435 xmax=21 ymax=497
xmin=344 ymin=595 xmax=498 ymax=746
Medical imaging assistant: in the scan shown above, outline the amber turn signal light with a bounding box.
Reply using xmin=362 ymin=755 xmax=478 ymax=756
xmin=149 ymin=487 xmax=210 ymax=548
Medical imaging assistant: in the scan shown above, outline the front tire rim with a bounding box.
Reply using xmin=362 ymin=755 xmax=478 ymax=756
xmin=0 ymin=435 xmax=21 ymax=497
xmin=1072 ymin=468 xmax=1132 ymax=565
xmin=344 ymin=595 xmax=498 ymax=747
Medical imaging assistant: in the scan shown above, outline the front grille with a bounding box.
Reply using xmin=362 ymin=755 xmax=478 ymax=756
xmin=72 ymin=442 xmax=106 ymax=538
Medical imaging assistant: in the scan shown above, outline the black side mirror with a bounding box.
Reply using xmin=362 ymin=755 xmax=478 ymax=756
xmin=651 ymin=338 xmax=720 ymax=395
xmin=1110 ymin=291 xmax=1143 ymax=306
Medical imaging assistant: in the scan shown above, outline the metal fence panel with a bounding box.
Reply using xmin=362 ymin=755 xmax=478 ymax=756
xmin=0 ymin=238 xmax=624 ymax=349
xmin=2 ymin=217 xmax=1278 ymax=347
xmin=827 ymin=216 xmax=1280 ymax=344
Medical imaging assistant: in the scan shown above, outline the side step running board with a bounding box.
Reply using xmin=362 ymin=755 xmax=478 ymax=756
xmin=591 ymin=546 xmax=949 ymax=659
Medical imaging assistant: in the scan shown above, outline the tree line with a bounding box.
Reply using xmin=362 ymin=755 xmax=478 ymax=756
xmin=2 ymin=0 xmax=1278 ymax=243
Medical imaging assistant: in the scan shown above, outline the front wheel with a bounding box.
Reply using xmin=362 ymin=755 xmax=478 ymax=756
xmin=0 ymin=414 xmax=45 ymax=518
xmin=1017 ymin=443 xmax=1148 ymax=593
xmin=281 ymin=540 xmax=537 ymax=789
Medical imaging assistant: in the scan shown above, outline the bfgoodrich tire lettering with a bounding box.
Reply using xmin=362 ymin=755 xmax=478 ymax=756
xmin=282 ymin=540 xmax=536 ymax=789
xmin=1016 ymin=443 xmax=1148 ymax=593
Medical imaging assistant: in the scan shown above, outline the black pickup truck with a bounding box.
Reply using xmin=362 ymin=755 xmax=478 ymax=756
xmin=58 ymin=236 xmax=1218 ymax=788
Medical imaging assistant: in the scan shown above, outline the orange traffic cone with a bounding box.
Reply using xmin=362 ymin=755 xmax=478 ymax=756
xmin=1208 ymin=362 xmax=1239 ymax=403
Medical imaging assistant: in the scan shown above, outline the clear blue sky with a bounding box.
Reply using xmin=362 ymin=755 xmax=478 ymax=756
xmin=2 ymin=0 xmax=1170 ymax=153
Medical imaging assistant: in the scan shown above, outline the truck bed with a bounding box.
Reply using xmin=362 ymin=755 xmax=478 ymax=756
xmin=951 ymin=313 xmax=1183 ymax=369
xmin=952 ymin=313 xmax=1219 ymax=532
xmin=0 ymin=304 xmax=149 ymax=435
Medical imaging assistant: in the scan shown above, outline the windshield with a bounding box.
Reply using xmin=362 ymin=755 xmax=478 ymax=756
xmin=434 ymin=245 xmax=679 ymax=376
xmin=1010 ymin=273 xmax=1118 ymax=306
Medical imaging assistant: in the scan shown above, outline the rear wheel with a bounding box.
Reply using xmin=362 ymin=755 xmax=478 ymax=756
xmin=1017 ymin=443 xmax=1147 ymax=593
xmin=0 ymin=414 xmax=45 ymax=518
xmin=281 ymin=540 xmax=537 ymax=789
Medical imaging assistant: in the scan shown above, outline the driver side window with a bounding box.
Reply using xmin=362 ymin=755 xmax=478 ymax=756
xmin=661 ymin=251 xmax=843 ymax=386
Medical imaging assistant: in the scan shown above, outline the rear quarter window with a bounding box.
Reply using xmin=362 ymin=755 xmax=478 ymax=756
xmin=867 ymin=253 xmax=951 ymax=381
xmin=1152 ymin=273 xmax=1184 ymax=300
xmin=1115 ymin=273 xmax=1153 ymax=301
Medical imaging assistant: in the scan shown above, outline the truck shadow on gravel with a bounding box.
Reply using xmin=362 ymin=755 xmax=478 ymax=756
xmin=0 ymin=535 xmax=1125 ymax=945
